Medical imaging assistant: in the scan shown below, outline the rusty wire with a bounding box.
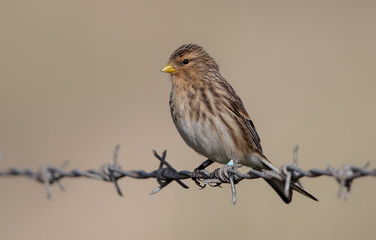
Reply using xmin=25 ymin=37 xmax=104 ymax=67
xmin=0 ymin=145 xmax=375 ymax=203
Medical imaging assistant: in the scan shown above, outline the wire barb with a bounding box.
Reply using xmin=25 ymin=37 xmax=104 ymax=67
xmin=1 ymin=145 xmax=376 ymax=202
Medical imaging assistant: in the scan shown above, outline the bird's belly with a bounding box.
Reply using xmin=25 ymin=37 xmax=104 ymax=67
xmin=174 ymin=117 xmax=233 ymax=164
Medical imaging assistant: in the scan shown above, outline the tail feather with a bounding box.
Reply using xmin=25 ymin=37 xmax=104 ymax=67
xmin=265 ymin=178 xmax=292 ymax=204
xmin=257 ymin=155 xmax=318 ymax=203
xmin=265 ymin=178 xmax=318 ymax=204
xmin=291 ymin=182 xmax=318 ymax=201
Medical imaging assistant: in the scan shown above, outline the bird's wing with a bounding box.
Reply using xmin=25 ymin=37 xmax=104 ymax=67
xmin=217 ymin=78 xmax=263 ymax=154
xmin=232 ymin=98 xmax=263 ymax=154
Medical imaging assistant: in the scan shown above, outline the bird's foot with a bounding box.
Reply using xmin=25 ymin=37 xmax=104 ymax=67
xmin=192 ymin=159 xmax=214 ymax=188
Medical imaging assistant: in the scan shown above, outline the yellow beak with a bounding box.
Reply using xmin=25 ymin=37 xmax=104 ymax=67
xmin=161 ymin=64 xmax=176 ymax=73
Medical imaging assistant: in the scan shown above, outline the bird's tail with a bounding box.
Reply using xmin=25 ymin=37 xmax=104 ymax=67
xmin=264 ymin=178 xmax=318 ymax=204
xmin=256 ymin=155 xmax=318 ymax=204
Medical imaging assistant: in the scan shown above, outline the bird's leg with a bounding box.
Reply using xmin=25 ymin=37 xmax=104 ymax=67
xmin=192 ymin=159 xmax=214 ymax=188
xmin=228 ymin=159 xmax=238 ymax=204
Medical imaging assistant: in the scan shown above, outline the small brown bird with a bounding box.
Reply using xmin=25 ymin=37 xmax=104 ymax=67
xmin=161 ymin=44 xmax=317 ymax=203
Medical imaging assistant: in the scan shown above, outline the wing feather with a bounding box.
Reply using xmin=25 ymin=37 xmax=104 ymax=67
xmin=216 ymin=77 xmax=264 ymax=154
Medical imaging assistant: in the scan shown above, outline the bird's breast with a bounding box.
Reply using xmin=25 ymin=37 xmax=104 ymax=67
xmin=169 ymin=87 xmax=233 ymax=164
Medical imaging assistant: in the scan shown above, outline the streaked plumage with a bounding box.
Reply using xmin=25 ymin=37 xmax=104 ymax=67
xmin=161 ymin=44 xmax=317 ymax=203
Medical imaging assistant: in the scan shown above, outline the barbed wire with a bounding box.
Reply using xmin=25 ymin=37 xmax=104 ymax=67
xmin=0 ymin=145 xmax=375 ymax=204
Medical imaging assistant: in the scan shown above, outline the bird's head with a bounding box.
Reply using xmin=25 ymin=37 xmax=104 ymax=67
xmin=161 ymin=44 xmax=219 ymax=82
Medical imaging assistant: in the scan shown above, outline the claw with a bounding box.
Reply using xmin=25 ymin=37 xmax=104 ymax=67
xmin=191 ymin=159 xmax=214 ymax=188
xmin=192 ymin=167 xmax=207 ymax=188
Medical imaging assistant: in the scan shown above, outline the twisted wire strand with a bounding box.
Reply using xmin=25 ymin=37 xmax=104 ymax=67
xmin=0 ymin=145 xmax=375 ymax=203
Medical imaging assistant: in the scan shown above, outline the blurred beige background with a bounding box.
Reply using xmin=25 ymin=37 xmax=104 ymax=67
xmin=1 ymin=0 xmax=376 ymax=239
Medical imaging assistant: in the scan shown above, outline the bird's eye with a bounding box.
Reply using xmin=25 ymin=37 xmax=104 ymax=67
xmin=182 ymin=59 xmax=189 ymax=64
